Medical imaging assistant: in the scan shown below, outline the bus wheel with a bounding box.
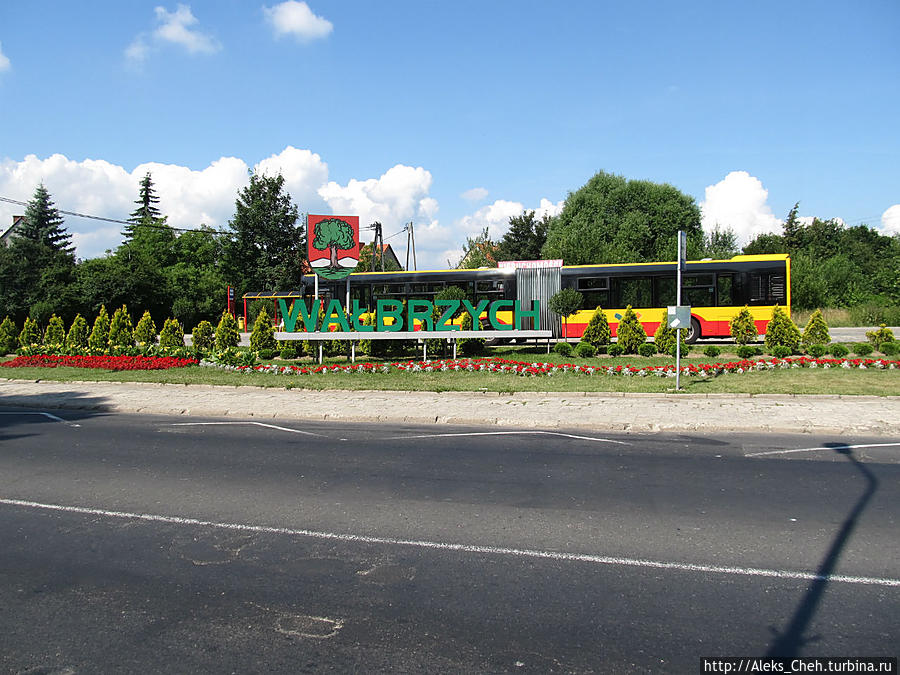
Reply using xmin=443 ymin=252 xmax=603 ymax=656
xmin=685 ymin=318 xmax=701 ymax=344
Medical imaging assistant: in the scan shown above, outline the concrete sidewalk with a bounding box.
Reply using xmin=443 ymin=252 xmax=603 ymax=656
xmin=2 ymin=379 xmax=899 ymax=436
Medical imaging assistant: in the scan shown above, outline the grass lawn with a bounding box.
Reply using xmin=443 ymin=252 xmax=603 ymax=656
xmin=3 ymin=346 xmax=898 ymax=396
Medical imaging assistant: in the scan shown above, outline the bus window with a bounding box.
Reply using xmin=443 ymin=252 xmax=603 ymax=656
xmin=350 ymin=284 xmax=372 ymax=310
xmin=617 ymin=277 xmax=652 ymax=308
xmin=577 ymin=277 xmax=610 ymax=309
xmin=748 ymin=273 xmax=786 ymax=305
xmin=655 ymin=277 xmax=676 ymax=307
xmin=717 ymin=274 xmax=734 ymax=306
xmin=682 ymin=274 xmax=715 ymax=307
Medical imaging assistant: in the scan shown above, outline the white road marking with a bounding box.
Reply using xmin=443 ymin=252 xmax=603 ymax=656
xmin=383 ymin=430 xmax=630 ymax=445
xmin=167 ymin=421 xmax=326 ymax=437
xmin=746 ymin=442 xmax=900 ymax=457
xmin=2 ymin=497 xmax=897 ymax=588
xmin=0 ymin=411 xmax=80 ymax=427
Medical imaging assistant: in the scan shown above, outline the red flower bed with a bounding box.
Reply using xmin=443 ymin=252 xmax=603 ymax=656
xmin=0 ymin=354 xmax=198 ymax=371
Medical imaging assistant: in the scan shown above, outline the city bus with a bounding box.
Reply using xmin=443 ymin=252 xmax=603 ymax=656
xmin=244 ymin=253 xmax=789 ymax=342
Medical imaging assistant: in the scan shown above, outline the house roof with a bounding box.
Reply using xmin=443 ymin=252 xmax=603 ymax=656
xmin=0 ymin=216 xmax=25 ymax=244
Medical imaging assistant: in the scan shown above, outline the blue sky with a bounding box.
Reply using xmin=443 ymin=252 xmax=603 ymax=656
xmin=1 ymin=1 xmax=898 ymax=268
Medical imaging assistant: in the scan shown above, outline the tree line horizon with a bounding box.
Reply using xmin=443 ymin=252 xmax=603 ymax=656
xmin=1 ymin=169 xmax=898 ymax=331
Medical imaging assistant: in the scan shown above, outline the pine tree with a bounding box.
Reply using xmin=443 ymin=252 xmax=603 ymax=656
xmin=192 ymin=320 xmax=215 ymax=351
xmin=108 ymin=305 xmax=135 ymax=348
xmin=134 ymin=310 xmax=158 ymax=346
xmin=615 ymin=306 xmax=647 ymax=354
xmin=20 ymin=183 xmax=74 ymax=255
xmin=249 ymin=306 xmax=277 ymax=352
xmin=0 ymin=316 xmax=18 ymax=355
xmin=125 ymin=172 xmax=162 ymax=241
xmin=44 ymin=314 xmax=65 ymax=346
xmin=764 ymin=305 xmax=801 ymax=352
xmin=580 ymin=307 xmax=611 ymax=348
xmin=782 ymin=202 xmax=801 ymax=251
xmin=89 ymin=305 xmax=111 ymax=351
xmin=66 ymin=314 xmax=90 ymax=350
xmin=801 ymin=309 xmax=831 ymax=347
xmin=730 ymin=306 xmax=758 ymax=345
xmin=215 ymin=311 xmax=240 ymax=351
xmin=653 ymin=321 xmax=686 ymax=355
xmin=159 ymin=318 xmax=185 ymax=348
xmin=18 ymin=317 xmax=42 ymax=348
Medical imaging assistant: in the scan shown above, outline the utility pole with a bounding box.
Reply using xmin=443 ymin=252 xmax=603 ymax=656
xmin=405 ymin=221 xmax=416 ymax=271
xmin=366 ymin=221 xmax=383 ymax=272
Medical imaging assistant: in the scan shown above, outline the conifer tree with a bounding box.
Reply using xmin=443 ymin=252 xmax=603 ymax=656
xmin=729 ymin=306 xmax=758 ymax=345
xmin=215 ymin=311 xmax=240 ymax=351
xmin=108 ymin=305 xmax=135 ymax=348
xmin=134 ymin=310 xmax=158 ymax=346
xmin=125 ymin=172 xmax=162 ymax=241
xmin=18 ymin=317 xmax=42 ymax=348
xmin=89 ymin=305 xmax=111 ymax=351
xmin=801 ymin=309 xmax=831 ymax=347
xmin=20 ymin=183 xmax=74 ymax=255
xmin=66 ymin=314 xmax=90 ymax=350
xmin=653 ymin=321 xmax=686 ymax=355
xmin=192 ymin=320 xmax=215 ymax=351
xmin=249 ymin=306 xmax=277 ymax=352
xmin=44 ymin=314 xmax=65 ymax=346
xmin=764 ymin=305 xmax=801 ymax=352
xmin=615 ymin=306 xmax=647 ymax=354
xmin=580 ymin=307 xmax=611 ymax=348
xmin=159 ymin=318 xmax=185 ymax=348
xmin=0 ymin=316 xmax=18 ymax=355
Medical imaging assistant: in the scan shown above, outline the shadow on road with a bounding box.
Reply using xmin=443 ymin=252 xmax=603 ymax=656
xmin=765 ymin=444 xmax=879 ymax=657
xmin=0 ymin=392 xmax=113 ymax=442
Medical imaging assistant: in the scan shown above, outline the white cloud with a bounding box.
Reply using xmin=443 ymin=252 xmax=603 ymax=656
xmin=534 ymin=198 xmax=564 ymax=220
xmin=0 ymin=41 xmax=11 ymax=72
xmin=882 ymin=204 xmax=900 ymax=236
xmin=127 ymin=4 xmax=221 ymax=62
xmin=264 ymin=1 xmax=333 ymax=42
xmin=0 ymin=148 xmax=335 ymax=259
xmin=461 ymin=187 xmax=488 ymax=202
xmin=318 ymin=164 xmax=433 ymax=229
xmin=700 ymin=171 xmax=782 ymax=245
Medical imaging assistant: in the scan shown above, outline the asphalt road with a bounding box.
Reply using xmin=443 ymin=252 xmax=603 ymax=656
xmin=1 ymin=410 xmax=898 ymax=673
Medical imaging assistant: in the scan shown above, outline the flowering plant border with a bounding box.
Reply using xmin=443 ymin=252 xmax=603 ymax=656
xmin=1 ymin=354 xmax=199 ymax=371
xmin=199 ymin=355 xmax=900 ymax=378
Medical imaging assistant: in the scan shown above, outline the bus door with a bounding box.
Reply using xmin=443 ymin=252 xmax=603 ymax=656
xmin=516 ymin=267 xmax=561 ymax=337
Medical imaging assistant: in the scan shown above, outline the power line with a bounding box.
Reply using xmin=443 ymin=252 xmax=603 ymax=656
xmin=0 ymin=195 xmax=220 ymax=234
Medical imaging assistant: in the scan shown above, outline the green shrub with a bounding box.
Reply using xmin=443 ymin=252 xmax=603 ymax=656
xmin=801 ymin=309 xmax=830 ymax=347
xmin=770 ymin=345 xmax=792 ymax=358
xmin=667 ymin=343 xmax=690 ymax=358
xmin=192 ymin=320 xmax=215 ymax=351
xmin=829 ymin=343 xmax=850 ymax=358
xmin=89 ymin=305 xmax=111 ymax=351
xmin=215 ymin=311 xmax=241 ymax=351
xmin=0 ymin=316 xmax=17 ymax=355
xmin=807 ymin=344 xmax=827 ymax=358
xmin=736 ymin=345 xmax=757 ymax=359
xmin=580 ymin=307 xmax=611 ymax=348
xmin=574 ymin=341 xmax=597 ymax=358
xmin=44 ymin=314 xmax=65 ymax=346
xmin=607 ymin=343 xmax=624 ymax=357
xmin=240 ymin=350 xmax=257 ymax=367
xmin=250 ymin=306 xmax=278 ymax=353
xmin=615 ymin=306 xmax=646 ymax=354
xmin=135 ymin=310 xmax=158 ymax=347
xmin=279 ymin=346 xmax=297 ymax=360
xmin=159 ymin=318 xmax=185 ymax=348
xmin=553 ymin=341 xmax=573 ymax=357
xmin=638 ymin=343 xmax=656 ymax=358
xmin=764 ymin=305 xmax=801 ymax=352
xmin=729 ymin=305 xmax=757 ymax=345
xmin=66 ymin=314 xmax=89 ymax=350
xmin=594 ymin=345 xmax=608 ymax=355
xmin=853 ymin=343 xmax=873 ymax=356
xmin=213 ymin=346 xmax=242 ymax=366
xmin=653 ymin=321 xmax=686 ymax=355
xmin=703 ymin=345 xmax=721 ymax=358
xmin=108 ymin=305 xmax=135 ymax=348
xmin=258 ymin=348 xmax=274 ymax=361
xmin=879 ymin=341 xmax=899 ymax=357
xmin=865 ymin=324 xmax=895 ymax=346
xmin=18 ymin=317 xmax=42 ymax=348
xmin=850 ymin=304 xmax=900 ymax=327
